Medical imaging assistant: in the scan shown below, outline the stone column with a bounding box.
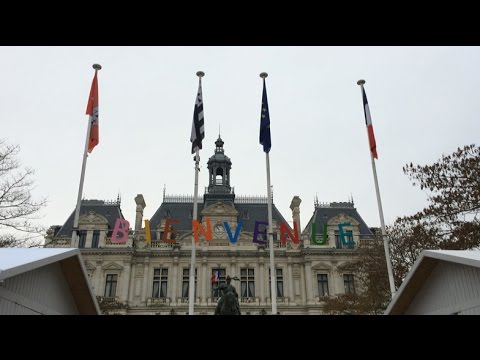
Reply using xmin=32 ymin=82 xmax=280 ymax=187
xmin=259 ymin=256 xmax=265 ymax=305
xmin=287 ymin=257 xmax=294 ymax=303
xmin=305 ymin=261 xmax=314 ymax=304
xmin=128 ymin=261 xmax=136 ymax=304
xmin=122 ymin=259 xmax=131 ymax=304
xmin=141 ymin=257 xmax=150 ymax=303
xmin=201 ymin=256 xmax=207 ymax=305
xmin=95 ymin=261 xmax=103 ymax=297
xmin=172 ymin=256 xmax=179 ymax=304
xmin=230 ymin=255 xmax=237 ymax=279
xmin=85 ymin=228 xmax=93 ymax=248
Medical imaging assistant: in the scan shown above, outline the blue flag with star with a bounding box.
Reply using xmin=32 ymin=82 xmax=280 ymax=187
xmin=259 ymin=79 xmax=271 ymax=153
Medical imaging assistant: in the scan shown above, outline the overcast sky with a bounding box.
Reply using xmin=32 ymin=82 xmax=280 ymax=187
xmin=1 ymin=46 xmax=479 ymax=239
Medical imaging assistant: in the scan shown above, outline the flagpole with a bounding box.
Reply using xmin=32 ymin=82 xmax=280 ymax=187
xmin=188 ymin=71 xmax=204 ymax=315
xmin=260 ymin=72 xmax=277 ymax=315
xmin=71 ymin=64 xmax=101 ymax=246
xmin=357 ymin=79 xmax=396 ymax=298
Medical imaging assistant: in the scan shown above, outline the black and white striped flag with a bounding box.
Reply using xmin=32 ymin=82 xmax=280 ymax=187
xmin=190 ymin=81 xmax=205 ymax=154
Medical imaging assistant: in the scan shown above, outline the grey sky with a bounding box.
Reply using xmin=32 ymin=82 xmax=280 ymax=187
xmin=1 ymin=46 xmax=479 ymax=238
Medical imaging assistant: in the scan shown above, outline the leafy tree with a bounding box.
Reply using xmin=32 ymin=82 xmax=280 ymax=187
xmin=323 ymin=235 xmax=390 ymax=315
xmin=0 ymin=139 xmax=46 ymax=247
xmin=324 ymin=144 xmax=480 ymax=314
xmin=390 ymin=144 xmax=480 ymax=284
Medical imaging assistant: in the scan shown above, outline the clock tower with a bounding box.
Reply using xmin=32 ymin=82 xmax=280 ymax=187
xmin=204 ymin=135 xmax=235 ymax=207
xmin=202 ymin=136 xmax=239 ymax=240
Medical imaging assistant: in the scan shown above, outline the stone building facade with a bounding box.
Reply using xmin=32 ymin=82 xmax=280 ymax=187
xmin=45 ymin=137 xmax=374 ymax=314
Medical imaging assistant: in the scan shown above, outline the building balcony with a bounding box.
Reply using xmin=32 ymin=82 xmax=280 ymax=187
xmin=150 ymin=241 xmax=175 ymax=249
xmin=96 ymin=296 xmax=128 ymax=309
xmin=147 ymin=297 xmax=172 ymax=306
xmin=240 ymin=297 xmax=260 ymax=305
xmin=47 ymin=237 xmax=72 ymax=247
xmin=265 ymin=242 xmax=287 ymax=249
xmin=178 ymin=297 xmax=201 ymax=304
xmin=266 ymin=297 xmax=290 ymax=305
xmin=105 ymin=237 xmax=133 ymax=247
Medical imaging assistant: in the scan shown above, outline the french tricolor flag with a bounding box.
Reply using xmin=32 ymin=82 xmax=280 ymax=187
xmin=211 ymin=270 xmax=219 ymax=284
xmin=361 ymin=85 xmax=378 ymax=159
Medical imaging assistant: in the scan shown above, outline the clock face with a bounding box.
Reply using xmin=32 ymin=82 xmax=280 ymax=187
xmin=214 ymin=224 xmax=224 ymax=234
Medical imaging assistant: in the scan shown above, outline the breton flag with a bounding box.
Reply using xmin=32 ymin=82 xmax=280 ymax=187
xmin=86 ymin=69 xmax=99 ymax=153
xmin=190 ymin=80 xmax=205 ymax=154
xmin=259 ymin=78 xmax=271 ymax=153
xmin=361 ymin=86 xmax=378 ymax=159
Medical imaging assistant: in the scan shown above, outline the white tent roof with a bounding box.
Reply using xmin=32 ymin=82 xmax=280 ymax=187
xmin=0 ymin=248 xmax=100 ymax=314
xmin=0 ymin=248 xmax=79 ymax=280
xmin=385 ymin=249 xmax=480 ymax=315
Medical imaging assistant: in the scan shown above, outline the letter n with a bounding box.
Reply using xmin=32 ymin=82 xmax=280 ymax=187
xmin=192 ymin=218 xmax=212 ymax=243
xmin=280 ymin=221 xmax=299 ymax=246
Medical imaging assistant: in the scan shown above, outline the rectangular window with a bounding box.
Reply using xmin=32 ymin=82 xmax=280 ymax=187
xmin=78 ymin=231 xmax=87 ymax=248
xmin=317 ymin=274 xmax=329 ymax=297
xmin=268 ymin=268 xmax=284 ymax=298
xmin=335 ymin=230 xmax=354 ymax=249
xmin=104 ymin=274 xmax=118 ymax=297
xmin=212 ymin=268 xmax=226 ymax=298
xmin=182 ymin=268 xmax=197 ymax=298
xmin=91 ymin=230 xmax=100 ymax=248
xmin=343 ymin=274 xmax=355 ymax=294
xmin=152 ymin=268 xmax=168 ymax=298
xmin=241 ymin=268 xmax=255 ymax=298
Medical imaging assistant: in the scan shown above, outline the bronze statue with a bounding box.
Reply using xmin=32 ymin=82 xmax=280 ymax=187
xmin=214 ymin=275 xmax=241 ymax=315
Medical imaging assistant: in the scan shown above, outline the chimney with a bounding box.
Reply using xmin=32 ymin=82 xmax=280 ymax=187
xmin=134 ymin=194 xmax=146 ymax=231
xmin=290 ymin=196 xmax=302 ymax=235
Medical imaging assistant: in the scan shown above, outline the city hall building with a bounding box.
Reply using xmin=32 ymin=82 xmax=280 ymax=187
xmin=45 ymin=137 xmax=375 ymax=314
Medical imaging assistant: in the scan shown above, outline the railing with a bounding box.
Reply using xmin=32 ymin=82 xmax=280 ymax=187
xmin=235 ymin=195 xmax=270 ymax=204
xmin=315 ymin=201 xmax=354 ymax=209
xmin=48 ymin=237 xmax=71 ymax=247
xmin=208 ymin=241 xmax=231 ymax=246
xmin=265 ymin=242 xmax=287 ymax=249
xmin=266 ymin=297 xmax=290 ymax=305
xmin=151 ymin=241 xmax=175 ymax=248
xmin=204 ymin=187 xmax=235 ymax=195
xmin=96 ymin=296 xmax=128 ymax=309
xmin=105 ymin=237 xmax=130 ymax=246
xmin=240 ymin=297 xmax=260 ymax=305
xmin=163 ymin=194 xmax=203 ymax=203
xmin=147 ymin=297 xmax=171 ymax=306
xmin=178 ymin=297 xmax=200 ymax=304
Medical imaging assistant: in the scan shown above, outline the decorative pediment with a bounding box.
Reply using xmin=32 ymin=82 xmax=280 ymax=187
xmin=311 ymin=262 xmax=334 ymax=271
xmin=101 ymin=262 xmax=124 ymax=271
xmin=328 ymin=213 xmax=360 ymax=227
xmin=84 ymin=261 xmax=96 ymax=270
xmin=201 ymin=202 xmax=239 ymax=217
xmin=79 ymin=211 xmax=109 ymax=226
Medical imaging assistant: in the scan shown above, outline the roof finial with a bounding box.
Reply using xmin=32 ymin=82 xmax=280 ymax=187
xmin=219 ymin=123 xmax=221 ymax=138
xmin=163 ymin=184 xmax=166 ymax=201
xmin=314 ymin=193 xmax=319 ymax=208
